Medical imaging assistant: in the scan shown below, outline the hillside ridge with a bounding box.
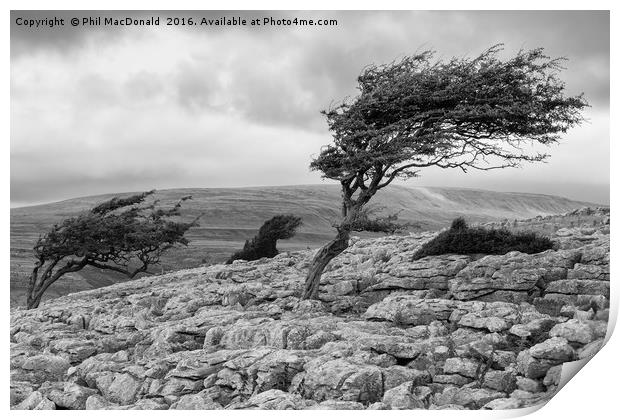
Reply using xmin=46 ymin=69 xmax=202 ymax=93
xmin=10 ymin=185 xmax=598 ymax=307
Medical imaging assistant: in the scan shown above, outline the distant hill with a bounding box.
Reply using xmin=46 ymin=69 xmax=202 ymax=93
xmin=10 ymin=184 xmax=595 ymax=307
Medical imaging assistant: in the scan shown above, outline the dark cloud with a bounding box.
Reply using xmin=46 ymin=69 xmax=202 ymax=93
xmin=11 ymin=10 xmax=609 ymax=107
xmin=178 ymin=10 xmax=609 ymax=128
xmin=11 ymin=10 xmax=305 ymax=58
xmin=11 ymin=10 xmax=127 ymax=57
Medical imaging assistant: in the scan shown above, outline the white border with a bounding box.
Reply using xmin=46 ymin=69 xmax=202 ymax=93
xmin=3 ymin=2 xmax=616 ymax=419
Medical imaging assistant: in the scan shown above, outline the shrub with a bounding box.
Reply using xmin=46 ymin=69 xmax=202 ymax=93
xmin=349 ymin=206 xmax=412 ymax=234
xmin=412 ymin=218 xmax=555 ymax=260
xmin=226 ymin=214 xmax=302 ymax=264
xmin=450 ymin=217 xmax=468 ymax=231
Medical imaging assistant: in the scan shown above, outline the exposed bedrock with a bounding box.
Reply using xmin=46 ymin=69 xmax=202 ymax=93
xmin=10 ymin=207 xmax=610 ymax=410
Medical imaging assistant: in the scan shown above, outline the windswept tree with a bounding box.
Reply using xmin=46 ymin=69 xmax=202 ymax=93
xmin=27 ymin=191 xmax=199 ymax=309
xmin=302 ymin=45 xmax=588 ymax=300
xmin=227 ymin=214 xmax=303 ymax=263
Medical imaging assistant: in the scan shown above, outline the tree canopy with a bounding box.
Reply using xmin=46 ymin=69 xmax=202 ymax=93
xmin=27 ymin=191 xmax=198 ymax=309
xmin=311 ymin=45 xmax=588 ymax=209
xmin=227 ymin=214 xmax=302 ymax=263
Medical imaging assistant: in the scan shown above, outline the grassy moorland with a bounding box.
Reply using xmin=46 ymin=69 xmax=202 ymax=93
xmin=10 ymin=184 xmax=594 ymax=307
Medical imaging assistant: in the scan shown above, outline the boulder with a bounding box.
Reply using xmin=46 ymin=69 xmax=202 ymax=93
xmin=434 ymin=386 xmax=506 ymax=409
xmin=371 ymin=255 xmax=470 ymax=291
xmin=516 ymin=377 xmax=543 ymax=393
xmin=516 ymin=351 xmax=553 ymax=379
xmin=302 ymin=359 xmax=383 ymax=403
xmin=567 ymin=263 xmax=609 ymax=281
xmin=549 ymin=319 xmax=606 ymax=344
xmin=382 ymin=382 xmax=425 ymax=409
xmin=457 ymin=313 xmax=512 ymax=333
xmin=365 ymin=297 xmax=458 ymax=325
xmin=14 ymin=391 xmax=56 ymax=410
xmin=442 ymin=358 xmax=480 ymax=378
xmin=50 ymin=339 xmax=98 ymax=363
xmin=508 ymin=318 xmax=556 ymax=340
xmin=545 ymin=280 xmax=609 ymax=297
xmin=170 ymin=391 xmax=223 ymax=409
xmin=96 ymin=373 xmax=142 ymax=405
xmin=482 ymin=370 xmax=517 ymax=393
xmin=450 ymin=250 xmax=580 ymax=301
xmin=309 ymin=400 xmax=365 ymax=410
xmin=226 ymin=390 xmax=305 ymax=409
xmin=382 ymin=365 xmax=431 ymax=390
xmin=21 ymin=354 xmax=71 ymax=383
xmin=10 ymin=381 xmax=34 ymax=406
xmin=44 ymin=382 xmax=98 ymax=409
xmin=483 ymin=397 xmax=536 ymax=409
xmin=543 ymin=365 xmax=563 ymax=387
xmin=528 ymin=337 xmax=575 ymax=362
xmin=433 ymin=374 xmax=473 ymax=386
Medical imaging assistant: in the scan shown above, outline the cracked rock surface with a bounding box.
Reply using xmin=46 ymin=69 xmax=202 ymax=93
xmin=10 ymin=207 xmax=610 ymax=410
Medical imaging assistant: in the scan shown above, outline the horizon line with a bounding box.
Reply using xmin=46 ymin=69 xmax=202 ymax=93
xmin=10 ymin=182 xmax=609 ymax=209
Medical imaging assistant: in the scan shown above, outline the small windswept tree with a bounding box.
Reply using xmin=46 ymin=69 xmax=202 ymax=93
xmin=302 ymin=45 xmax=588 ymax=300
xmin=349 ymin=206 xmax=411 ymax=234
xmin=227 ymin=214 xmax=302 ymax=263
xmin=27 ymin=191 xmax=198 ymax=309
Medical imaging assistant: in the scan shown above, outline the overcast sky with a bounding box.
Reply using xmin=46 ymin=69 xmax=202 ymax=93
xmin=10 ymin=10 xmax=609 ymax=207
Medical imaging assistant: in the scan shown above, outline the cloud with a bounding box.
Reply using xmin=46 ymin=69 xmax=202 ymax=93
xmin=10 ymin=101 xmax=328 ymax=204
xmin=411 ymin=108 xmax=610 ymax=203
xmin=10 ymin=10 xmax=609 ymax=206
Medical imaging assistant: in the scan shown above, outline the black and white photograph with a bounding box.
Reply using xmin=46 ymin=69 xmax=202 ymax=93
xmin=8 ymin=5 xmax=613 ymax=414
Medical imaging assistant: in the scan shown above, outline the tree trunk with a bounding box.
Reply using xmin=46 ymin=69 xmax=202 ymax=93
xmin=301 ymin=194 xmax=367 ymax=300
xmin=26 ymin=280 xmax=49 ymax=309
xmin=266 ymin=240 xmax=279 ymax=258
xmin=26 ymin=262 xmax=80 ymax=309
xmin=26 ymin=293 xmax=43 ymax=310
xmin=302 ymin=226 xmax=351 ymax=300
xmin=26 ymin=280 xmax=45 ymax=309
xmin=27 ymin=267 xmax=42 ymax=309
